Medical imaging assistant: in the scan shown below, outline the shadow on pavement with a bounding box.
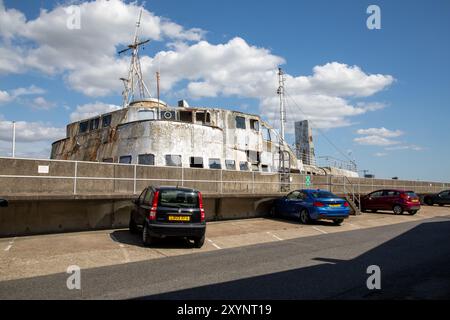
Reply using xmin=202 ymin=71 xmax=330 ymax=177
xmin=136 ymin=220 xmax=450 ymax=300
xmin=110 ymin=230 xmax=198 ymax=249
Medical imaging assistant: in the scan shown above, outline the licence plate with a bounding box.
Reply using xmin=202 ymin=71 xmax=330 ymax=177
xmin=168 ymin=215 xmax=190 ymax=222
xmin=412 ymin=199 xmax=419 ymax=203
xmin=329 ymin=204 xmax=341 ymax=208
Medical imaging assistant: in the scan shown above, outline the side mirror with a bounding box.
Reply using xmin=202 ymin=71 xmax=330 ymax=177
xmin=0 ymin=199 xmax=8 ymax=208
xmin=133 ymin=198 xmax=140 ymax=205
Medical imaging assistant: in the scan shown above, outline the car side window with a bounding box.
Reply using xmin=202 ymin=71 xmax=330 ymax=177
xmin=371 ymin=191 xmax=383 ymax=198
xmin=144 ymin=190 xmax=153 ymax=205
xmin=298 ymin=191 xmax=307 ymax=200
xmin=287 ymin=191 xmax=300 ymax=200
xmin=138 ymin=189 xmax=147 ymax=203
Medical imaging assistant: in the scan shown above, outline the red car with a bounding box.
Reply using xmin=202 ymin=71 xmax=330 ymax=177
xmin=361 ymin=189 xmax=421 ymax=215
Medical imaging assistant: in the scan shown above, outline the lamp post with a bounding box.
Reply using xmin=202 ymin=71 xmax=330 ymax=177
xmin=12 ymin=121 xmax=16 ymax=158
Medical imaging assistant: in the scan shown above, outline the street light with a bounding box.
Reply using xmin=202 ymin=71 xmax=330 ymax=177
xmin=12 ymin=121 xmax=16 ymax=158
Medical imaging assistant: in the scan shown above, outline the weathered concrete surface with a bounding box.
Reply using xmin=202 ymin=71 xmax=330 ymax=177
xmin=0 ymin=194 xmax=279 ymax=237
xmin=1 ymin=206 xmax=448 ymax=284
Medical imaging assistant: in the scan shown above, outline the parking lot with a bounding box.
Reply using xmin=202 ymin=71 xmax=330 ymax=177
xmin=1 ymin=205 xmax=450 ymax=283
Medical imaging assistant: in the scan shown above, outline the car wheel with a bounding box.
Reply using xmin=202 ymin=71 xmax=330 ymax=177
xmin=393 ymin=205 xmax=403 ymax=215
xmin=269 ymin=207 xmax=277 ymax=218
xmin=142 ymin=223 xmax=154 ymax=247
xmin=409 ymin=210 xmax=418 ymax=215
xmin=425 ymin=198 xmax=433 ymax=206
xmin=194 ymin=234 xmax=205 ymax=248
xmin=129 ymin=217 xmax=139 ymax=234
xmin=299 ymin=209 xmax=311 ymax=225
xmin=333 ymin=219 xmax=344 ymax=226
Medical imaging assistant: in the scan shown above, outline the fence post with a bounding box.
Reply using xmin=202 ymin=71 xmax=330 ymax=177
xmin=73 ymin=161 xmax=78 ymax=195
xmin=252 ymin=172 xmax=255 ymax=194
xmin=220 ymin=169 xmax=223 ymax=194
xmin=181 ymin=167 xmax=184 ymax=187
xmin=133 ymin=164 xmax=137 ymax=195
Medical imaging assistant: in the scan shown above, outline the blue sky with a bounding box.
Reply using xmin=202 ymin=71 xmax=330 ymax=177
xmin=0 ymin=0 xmax=449 ymax=182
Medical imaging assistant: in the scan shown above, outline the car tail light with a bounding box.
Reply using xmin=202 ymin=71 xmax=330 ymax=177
xmin=344 ymin=202 xmax=349 ymax=207
xmin=400 ymin=193 xmax=410 ymax=201
xmin=149 ymin=190 xmax=159 ymax=221
xmin=198 ymin=192 xmax=205 ymax=222
xmin=313 ymin=201 xmax=325 ymax=207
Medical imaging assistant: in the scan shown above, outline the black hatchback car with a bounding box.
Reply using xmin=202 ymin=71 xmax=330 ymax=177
xmin=129 ymin=186 xmax=206 ymax=248
xmin=424 ymin=190 xmax=450 ymax=206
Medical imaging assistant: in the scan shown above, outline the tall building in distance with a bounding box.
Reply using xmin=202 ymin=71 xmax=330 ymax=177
xmin=295 ymin=120 xmax=316 ymax=166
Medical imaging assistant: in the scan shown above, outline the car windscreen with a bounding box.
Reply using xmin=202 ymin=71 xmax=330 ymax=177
xmin=310 ymin=191 xmax=337 ymax=199
xmin=158 ymin=190 xmax=199 ymax=208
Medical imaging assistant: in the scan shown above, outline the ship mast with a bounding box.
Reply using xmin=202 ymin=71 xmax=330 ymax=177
xmin=277 ymin=67 xmax=286 ymax=147
xmin=118 ymin=9 xmax=152 ymax=107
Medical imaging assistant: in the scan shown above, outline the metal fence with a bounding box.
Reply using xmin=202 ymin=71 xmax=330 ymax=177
xmin=0 ymin=157 xmax=449 ymax=197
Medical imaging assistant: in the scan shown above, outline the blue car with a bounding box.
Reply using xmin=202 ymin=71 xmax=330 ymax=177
xmin=271 ymin=189 xmax=350 ymax=225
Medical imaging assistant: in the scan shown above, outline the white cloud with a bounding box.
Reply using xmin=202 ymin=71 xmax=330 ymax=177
xmin=70 ymin=102 xmax=121 ymax=122
xmin=0 ymin=0 xmax=394 ymax=131
xmin=0 ymin=119 xmax=65 ymax=142
xmin=385 ymin=145 xmax=423 ymax=151
xmin=354 ymin=135 xmax=400 ymax=146
xmin=31 ymin=96 xmax=56 ymax=110
xmin=0 ymin=0 xmax=205 ymax=96
xmin=356 ymin=127 xmax=403 ymax=138
xmin=0 ymin=85 xmax=46 ymax=105
xmin=0 ymin=90 xmax=12 ymax=103
xmin=374 ymin=152 xmax=388 ymax=157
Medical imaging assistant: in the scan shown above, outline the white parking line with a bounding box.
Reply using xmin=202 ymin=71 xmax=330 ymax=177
xmin=207 ymin=238 xmax=221 ymax=250
xmin=313 ymin=226 xmax=328 ymax=234
xmin=4 ymin=237 xmax=16 ymax=252
xmin=266 ymin=231 xmax=283 ymax=241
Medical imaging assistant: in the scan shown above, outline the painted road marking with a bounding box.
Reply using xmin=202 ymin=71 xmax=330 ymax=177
xmin=4 ymin=237 xmax=17 ymax=252
xmin=313 ymin=226 xmax=328 ymax=234
xmin=266 ymin=231 xmax=283 ymax=241
xmin=207 ymin=238 xmax=222 ymax=250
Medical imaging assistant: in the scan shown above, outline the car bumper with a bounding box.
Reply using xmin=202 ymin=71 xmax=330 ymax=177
xmin=404 ymin=204 xmax=421 ymax=211
xmin=146 ymin=222 xmax=206 ymax=238
xmin=311 ymin=208 xmax=350 ymax=220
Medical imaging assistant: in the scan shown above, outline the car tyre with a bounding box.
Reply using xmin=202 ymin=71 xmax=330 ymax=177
xmin=194 ymin=234 xmax=205 ymax=248
xmin=333 ymin=219 xmax=344 ymax=226
xmin=409 ymin=210 xmax=418 ymax=215
xmin=393 ymin=205 xmax=403 ymax=215
xmin=142 ymin=223 xmax=154 ymax=247
xmin=129 ymin=217 xmax=139 ymax=234
xmin=299 ymin=209 xmax=311 ymax=225
xmin=424 ymin=198 xmax=433 ymax=206
xmin=269 ymin=207 xmax=277 ymax=218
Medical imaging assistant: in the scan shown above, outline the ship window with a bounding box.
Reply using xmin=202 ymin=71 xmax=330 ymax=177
xmin=102 ymin=115 xmax=112 ymax=127
xmin=262 ymin=126 xmax=271 ymax=141
xmin=250 ymin=119 xmax=259 ymax=131
xmin=225 ymin=160 xmax=236 ymax=170
xmin=190 ymin=157 xmax=204 ymax=168
xmin=235 ymin=116 xmax=246 ymax=129
xmin=89 ymin=118 xmax=100 ymax=131
xmin=79 ymin=121 xmax=88 ymax=134
xmin=239 ymin=161 xmax=249 ymax=171
xmin=138 ymin=154 xmax=155 ymax=165
xmin=196 ymin=112 xmax=211 ymax=124
xmin=209 ymin=158 xmax=222 ymax=170
xmin=165 ymin=155 xmax=182 ymax=167
xmin=246 ymin=150 xmax=260 ymax=164
xmin=102 ymin=158 xmax=113 ymax=163
xmin=262 ymin=165 xmax=269 ymax=172
xmin=138 ymin=110 xmax=155 ymax=121
xmin=251 ymin=164 xmax=260 ymax=172
xmin=180 ymin=111 xmax=193 ymax=123
xmin=119 ymin=155 xmax=132 ymax=164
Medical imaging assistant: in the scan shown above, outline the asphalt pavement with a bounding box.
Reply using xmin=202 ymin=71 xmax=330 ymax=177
xmin=0 ymin=216 xmax=449 ymax=300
